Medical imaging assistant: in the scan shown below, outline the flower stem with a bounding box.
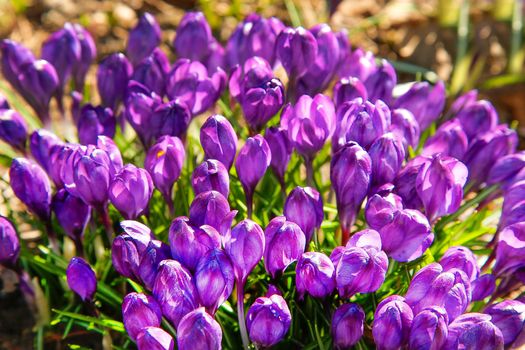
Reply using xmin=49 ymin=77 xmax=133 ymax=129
xmin=237 ymin=282 xmax=250 ymax=350
xmin=98 ymin=206 xmax=114 ymax=242
xmin=45 ymin=221 xmax=60 ymax=254
xmin=305 ymin=157 xmax=314 ymax=188
xmin=246 ymin=188 xmax=254 ymax=220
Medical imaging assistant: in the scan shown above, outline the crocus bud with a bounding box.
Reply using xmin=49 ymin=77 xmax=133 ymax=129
xmin=240 ymin=77 xmax=284 ymax=132
xmin=166 ymin=59 xmax=226 ymax=116
xmin=471 ymin=274 xmax=496 ymax=301
xmin=138 ymin=240 xmax=171 ymax=290
xmin=456 ymin=100 xmax=498 ymax=140
xmin=73 ymin=148 xmax=114 ymax=207
xmin=330 ymin=142 xmax=372 ymax=236
xmin=229 ymin=56 xmax=273 ymax=102
xmin=282 ymin=94 xmax=336 ymax=160
xmin=177 ymin=307 xmax=222 ymax=350
xmin=52 ymin=189 xmax=90 ymax=242
xmin=66 ymin=257 xmax=97 ymax=301
xmin=390 ymin=108 xmax=420 ymax=150
xmin=112 ymin=221 xmax=154 ymax=279
xmin=152 ymin=259 xmax=199 ymax=327
xmin=494 ymin=222 xmax=525 ymax=277
xmin=333 ymin=77 xmax=368 ymax=108
xmin=284 ymin=186 xmax=323 ymax=243
xmin=192 ymin=159 xmax=230 ymax=198
xmin=131 ymin=48 xmax=170 ymax=96
xmin=485 ymin=300 xmax=525 ymax=345
xmin=331 ymin=303 xmax=365 ymax=349
xmin=246 ymin=293 xmax=291 ymax=347
xmin=439 ymin=246 xmax=480 ymax=282
xmin=10 ymin=158 xmax=52 ymax=221
xmin=416 ymin=154 xmax=468 ymax=222
xmin=405 ymin=263 xmax=471 ymax=321
xmin=449 ymin=89 xmax=478 ymax=116
xmin=368 ymin=133 xmax=405 ymax=190
xmin=30 ymin=129 xmax=62 ymax=172
xmin=71 ymin=24 xmax=96 ymax=91
xmin=169 ymin=217 xmax=221 ymax=272
xmin=137 ymin=327 xmax=174 ymax=350
xmin=225 ymin=219 xmax=265 ymax=283
xmin=463 ymin=124 xmax=518 ymax=185
xmin=150 ymin=99 xmax=192 ymax=141
xmin=372 ymin=295 xmax=414 ymax=350
xmin=379 ymin=209 xmax=434 ymax=262
xmin=145 ymin=135 xmax=185 ymax=203
xmin=499 ymin=181 xmax=525 ymax=230
xmin=194 ymin=249 xmax=234 ymax=314
xmin=235 ymin=134 xmax=271 ymax=215
xmin=363 ymin=59 xmax=397 ymax=104
xmin=77 ymin=104 xmax=116 ymax=145
xmin=333 ymin=98 xmax=391 ymax=152
xmin=109 ymin=164 xmax=153 ymax=219
xmin=126 ymin=13 xmax=161 ymax=66
xmin=488 ymin=152 xmax=525 ymax=190
xmin=445 ymin=313 xmax=504 ymax=350
xmin=393 ymin=156 xmax=427 ymax=210
xmin=408 ymin=307 xmax=448 ymax=350
xmin=97 ymin=53 xmax=132 ymax=110
xmin=200 ymin=115 xmax=238 ymax=170
xmin=226 ymin=14 xmax=284 ymax=67
xmin=188 ymin=191 xmax=237 ymax=237
xmin=422 ymin=119 xmax=469 ymax=159
xmin=0 ymin=216 xmax=20 ymax=266
xmin=264 ymin=126 xmax=292 ymax=185
xmin=365 ymin=184 xmax=404 ymax=230
xmin=264 ymin=216 xmax=306 ymax=278
xmin=47 ymin=143 xmax=78 ymax=188
xmin=124 ymin=81 xmax=162 ymax=147
xmin=393 ymin=81 xmax=445 ymax=130
xmin=331 ymin=229 xmax=388 ymax=297
xmin=0 ymin=109 xmax=28 ymax=152
xmin=60 ymin=145 xmax=95 ymax=197
xmin=174 ymin=12 xmax=214 ymax=62
xmin=1 ymin=39 xmax=35 ymax=93
xmin=296 ymin=252 xmax=335 ymax=298
xmin=97 ymin=135 xmax=123 ymax=172
xmin=275 ymin=27 xmax=318 ymax=79
xmin=122 ymin=292 xmax=162 ymax=341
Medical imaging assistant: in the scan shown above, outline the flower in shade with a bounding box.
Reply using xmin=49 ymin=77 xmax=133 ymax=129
xmin=66 ymin=257 xmax=97 ymax=301
xmin=484 ymin=300 xmax=525 ymax=346
xmin=372 ymin=295 xmax=414 ymax=350
xmin=126 ymin=13 xmax=161 ymax=66
xmin=136 ymin=327 xmax=174 ymax=350
xmin=131 ymin=48 xmax=170 ymax=97
xmin=368 ymin=132 xmax=405 ymax=191
xmin=365 ymin=184 xmax=404 ymax=230
xmin=0 ymin=109 xmax=28 ymax=152
xmin=393 ymin=156 xmax=428 ymax=210
xmin=246 ymin=292 xmax=291 ymax=347
xmin=264 ymin=126 xmax=292 ymax=186
xmin=30 ymin=129 xmax=63 ymax=173
xmin=112 ymin=221 xmax=154 ymax=279
xmin=264 ymin=216 xmax=306 ymax=278
xmin=137 ymin=240 xmax=171 ymax=290
xmin=421 ymin=119 xmax=469 ymax=159
xmin=408 ymin=307 xmax=448 ymax=350
xmin=52 ymin=189 xmax=91 ymax=242
xmin=389 ymin=108 xmax=420 ymax=150
xmin=150 ymin=99 xmax=192 ymax=141
xmin=152 ymin=259 xmax=199 ymax=327
xmin=331 ymin=303 xmax=365 ymax=349
xmin=109 ymin=164 xmax=153 ymax=219
xmin=177 ymin=307 xmax=223 ymax=350
xmin=1 ymin=39 xmax=35 ymax=94
xmin=200 ymin=114 xmax=238 ymax=170
xmin=124 ymin=82 xmax=162 ymax=147
xmin=97 ymin=53 xmax=132 ymax=110
xmin=188 ymin=191 xmax=237 ymax=238
xmin=275 ymin=27 xmax=318 ymax=79
xmin=10 ymin=158 xmax=52 ymax=221
xmin=296 ymin=252 xmax=335 ymax=298
xmin=363 ymin=59 xmax=397 ymax=104
xmin=71 ymin=24 xmax=96 ymax=92
xmin=487 ymin=151 xmax=525 ymax=190
xmin=445 ymin=313 xmax=504 ymax=350
xmin=284 ymin=186 xmax=323 ymax=244
xmin=0 ymin=216 xmax=20 ymax=266
xmin=73 ymin=148 xmax=115 ymax=208
xmin=333 ymin=77 xmax=368 ymax=108
xmin=122 ymin=292 xmax=162 ymax=341
xmin=77 ymin=104 xmax=116 ymax=145
xmin=456 ymin=99 xmax=498 ymax=140
xmin=471 ymin=274 xmax=496 ymax=301
xmin=191 ymin=159 xmax=230 ymax=198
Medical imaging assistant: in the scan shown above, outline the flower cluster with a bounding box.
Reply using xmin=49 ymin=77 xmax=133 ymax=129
xmin=0 ymin=9 xmax=524 ymax=350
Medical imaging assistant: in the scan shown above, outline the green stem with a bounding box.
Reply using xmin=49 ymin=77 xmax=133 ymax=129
xmin=237 ymin=283 xmax=250 ymax=350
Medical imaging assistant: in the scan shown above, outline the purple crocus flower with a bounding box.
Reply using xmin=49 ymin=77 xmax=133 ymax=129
xmin=109 ymin=164 xmax=153 ymax=219
xmin=338 ymin=48 xmax=377 ymax=81
xmin=330 ymin=141 xmax=372 ymax=242
xmin=456 ymin=99 xmax=498 ymax=140
xmin=124 ymin=81 xmax=162 ymax=147
xmin=97 ymin=135 xmax=123 ymax=172
xmin=284 ymin=186 xmax=323 ymax=244
xmin=136 ymin=327 xmax=174 ymax=350
xmin=177 ymin=307 xmax=223 ymax=350
xmin=368 ymin=132 xmax=405 ymax=191
xmin=112 ymin=221 xmax=154 ymax=279
xmin=166 ymin=59 xmax=227 ymax=116
xmin=10 ymin=158 xmax=52 ymax=221
xmin=296 ymin=252 xmax=335 ymax=299
xmin=131 ymin=48 xmax=170 ymax=96
xmin=390 ymin=108 xmax=420 ymax=150
xmin=331 ymin=303 xmax=365 ymax=349
xmin=333 ymin=77 xmax=368 ymax=108
xmin=30 ymin=129 xmax=62 ymax=173
xmin=188 ymin=191 xmax=237 ymax=237
xmin=448 ymin=89 xmax=478 ymax=116
xmin=487 ymin=151 xmax=525 ymax=190
xmin=415 ymin=154 xmax=468 ymax=222
xmin=405 ymin=263 xmax=471 ymax=321
xmin=0 ymin=39 xmax=35 ymax=93
xmin=439 ymin=246 xmax=480 ymax=282
xmin=174 ymin=12 xmax=214 ymax=63
xmin=235 ymin=134 xmax=271 ymax=217
xmin=52 ymin=189 xmax=91 ymax=244
xmin=77 ymin=104 xmax=116 ymax=145
xmin=97 ymin=53 xmax=132 ymax=110
xmin=372 ymin=295 xmax=413 ymax=350
xmin=150 ymin=99 xmax=192 ymax=141
xmin=264 ymin=216 xmax=306 ymax=278
xmin=71 ymin=24 xmax=96 ymax=92
xmin=275 ymin=27 xmax=318 ymax=80
xmin=499 ymin=181 xmax=525 ymax=230
xmin=363 ymin=59 xmax=397 ymax=104
xmin=0 ymin=109 xmax=28 ymax=152
xmin=169 ymin=217 xmax=221 ymax=272
xmin=200 ymin=114 xmax=238 ymax=170
xmin=192 ymin=159 xmax=230 ymax=198
xmin=471 ymin=274 xmax=496 ymax=301
xmin=246 ymin=292 xmax=291 ymax=347
xmin=494 ymin=222 xmax=525 ymax=277
xmin=393 ymin=156 xmax=428 ymax=210
xmin=445 ymin=313 xmax=504 ymax=350
xmin=485 ymin=300 xmax=525 ymax=346
xmin=152 ymin=259 xmax=199 ymax=327
xmin=194 ymin=248 xmax=235 ymax=314
xmin=365 ymin=184 xmax=404 ymax=230
xmin=0 ymin=216 xmax=20 ymax=266
xmin=379 ymin=209 xmax=434 ymax=262
xmin=421 ymin=119 xmax=469 ymax=159
xmin=409 ymin=307 xmax=449 ymax=350
xmin=73 ymin=148 xmax=115 ymax=208
xmin=66 ymin=257 xmax=97 ymax=301
xmin=137 ymin=240 xmax=171 ymax=290
xmin=47 ymin=143 xmax=79 ymax=188
xmin=126 ymin=12 xmax=161 ymax=66
xmin=122 ymin=292 xmax=162 ymax=341
xmin=264 ymin=126 xmax=292 ymax=187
